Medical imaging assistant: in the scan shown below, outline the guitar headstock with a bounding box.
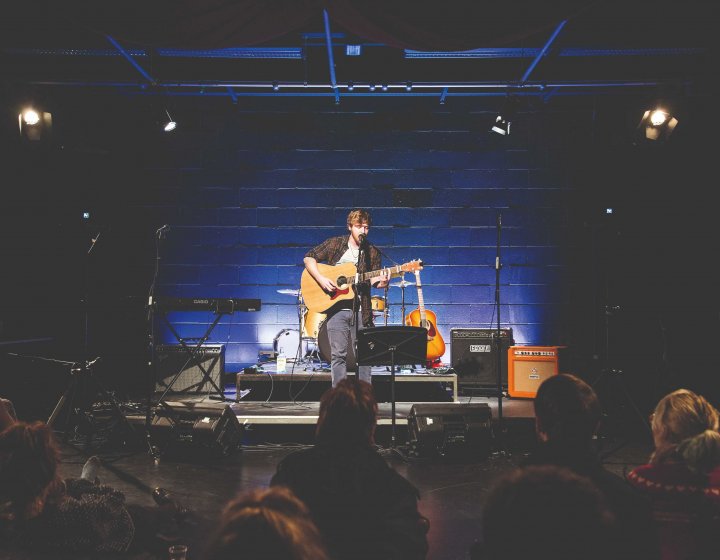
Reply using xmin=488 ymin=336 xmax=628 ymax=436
xmin=402 ymin=259 xmax=423 ymax=273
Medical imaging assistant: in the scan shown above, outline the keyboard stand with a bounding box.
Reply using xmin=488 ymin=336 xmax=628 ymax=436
xmin=154 ymin=308 xmax=230 ymax=403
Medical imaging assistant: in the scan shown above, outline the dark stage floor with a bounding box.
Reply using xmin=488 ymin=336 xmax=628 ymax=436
xmin=13 ymin=384 xmax=655 ymax=560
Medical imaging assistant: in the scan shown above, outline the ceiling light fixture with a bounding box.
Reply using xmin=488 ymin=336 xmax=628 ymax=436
xmin=491 ymin=115 xmax=511 ymax=136
xmin=637 ymin=107 xmax=678 ymax=142
xmin=18 ymin=106 xmax=52 ymax=141
xmin=491 ymin=97 xmax=517 ymax=136
xmin=162 ymin=109 xmax=177 ymax=132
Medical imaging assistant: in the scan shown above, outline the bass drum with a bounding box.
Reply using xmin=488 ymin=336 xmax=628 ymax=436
xmin=317 ymin=319 xmax=356 ymax=367
xmin=273 ymin=329 xmax=303 ymax=359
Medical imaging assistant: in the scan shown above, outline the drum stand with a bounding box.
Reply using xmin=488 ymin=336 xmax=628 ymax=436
xmin=297 ymin=296 xmax=324 ymax=370
xmin=389 ymin=277 xmax=417 ymax=372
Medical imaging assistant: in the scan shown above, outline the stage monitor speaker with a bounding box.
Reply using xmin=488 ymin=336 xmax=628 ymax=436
xmin=155 ymin=344 xmax=225 ymax=394
xmin=150 ymin=403 xmax=242 ymax=457
xmin=407 ymin=403 xmax=492 ymax=458
xmin=450 ymin=329 xmax=514 ymax=387
xmin=507 ymin=346 xmax=562 ymax=398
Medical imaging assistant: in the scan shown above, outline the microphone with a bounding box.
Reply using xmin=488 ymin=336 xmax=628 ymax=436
xmin=156 ymin=224 xmax=170 ymax=239
xmin=358 ymin=233 xmax=368 ymax=245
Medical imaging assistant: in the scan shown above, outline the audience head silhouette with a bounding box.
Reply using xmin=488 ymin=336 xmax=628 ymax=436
xmin=480 ymin=465 xmax=614 ymax=560
xmin=0 ymin=421 xmax=61 ymax=522
xmin=316 ymin=378 xmax=377 ymax=445
xmin=534 ymin=373 xmax=601 ymax=447
xmin=202 ymin=485 xmax=328 ymax=560
xmin=650 ymin=388 xmax=720 ymax=474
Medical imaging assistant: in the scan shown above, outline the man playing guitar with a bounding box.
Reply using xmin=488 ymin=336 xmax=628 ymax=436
xmin=303 ymin=209 xmax=389 ymax=387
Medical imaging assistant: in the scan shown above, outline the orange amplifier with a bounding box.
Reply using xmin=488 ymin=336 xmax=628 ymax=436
xmin=507 ymin=346 xmax=562 ymax=398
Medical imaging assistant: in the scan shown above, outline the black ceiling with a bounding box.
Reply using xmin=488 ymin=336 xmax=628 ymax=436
xmin=2 ymin=0 xmax=717 ymax=104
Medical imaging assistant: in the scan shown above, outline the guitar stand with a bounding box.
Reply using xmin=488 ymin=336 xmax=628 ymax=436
xmin=357 ymin=326 xmax=427 ymax=459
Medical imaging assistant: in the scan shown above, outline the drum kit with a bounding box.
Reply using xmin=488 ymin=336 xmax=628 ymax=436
xmin=274 ymin=276 xmax=417 ymax=368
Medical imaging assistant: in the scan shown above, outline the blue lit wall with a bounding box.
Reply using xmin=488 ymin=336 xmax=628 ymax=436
xmin=144 ymin=102 xmax=588 ymax=373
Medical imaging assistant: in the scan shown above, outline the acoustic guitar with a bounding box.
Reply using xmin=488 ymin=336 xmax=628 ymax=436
xmin=404 ymin=270 xmax=446 ymax=364
xmin=301 ymin=260 xmax=423 ymax=314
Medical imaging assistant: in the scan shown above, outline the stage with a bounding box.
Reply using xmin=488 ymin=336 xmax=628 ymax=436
xmin=125 ymin=367 xmax=534 ymax=443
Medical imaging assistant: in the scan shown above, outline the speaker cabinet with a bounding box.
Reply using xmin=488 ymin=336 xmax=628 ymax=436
xmin=155 ymin=344 xmax=224 ymax=394
xmin=450 ymin=329 xmax=514 ymax=387
xmin=407 ymin=403 xmax=493 ymax=458
xmin=150 ymin=403 xmax=242 ymax=457
xmin=507 ymin=346 xmax=562 ymax=398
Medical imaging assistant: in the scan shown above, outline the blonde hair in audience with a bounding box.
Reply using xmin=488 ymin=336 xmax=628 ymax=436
xmin=650 ymin=388 xmax=720 ymax=474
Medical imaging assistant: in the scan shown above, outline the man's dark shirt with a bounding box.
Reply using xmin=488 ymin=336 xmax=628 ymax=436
xmin=305 ymin=234 xmax=382 ymax=327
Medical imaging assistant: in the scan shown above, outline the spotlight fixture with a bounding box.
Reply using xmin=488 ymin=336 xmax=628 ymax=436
xmin=491 ymin=115 xmax=510 ymax=136
xmin=405 ymin=82 xmax=413 ymax=92
xmin=381 ymin=84 xmax=389 ymax=92
xmin=636 ymin=107 xmax=678 ymax=142
xmin=272 ymin=81 xmax=280 ymax=91
xmin=368 ymin=83 xmax=376 ymax=91
xmin=22 ymin=109 xmax=40 ymax=125
xmin=18 ymin=106 xmax=52 ymax=141
xmin=491 ymin=97 xmax=517 ymax=136
xmin=347 ymin=81 xmax=354 ymax=92
xmin=162 ymin=109 xmax=177 ymax=132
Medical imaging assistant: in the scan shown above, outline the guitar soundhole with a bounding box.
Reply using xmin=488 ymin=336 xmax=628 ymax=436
xmin=336 ymin=275 xmax=347 ymax=287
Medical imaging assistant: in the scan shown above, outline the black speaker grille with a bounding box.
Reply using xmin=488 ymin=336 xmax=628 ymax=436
xmin=450 ymin=329 xmax=514 ymax=386
xmin=155 ymin=344 xmax=225 ymax=394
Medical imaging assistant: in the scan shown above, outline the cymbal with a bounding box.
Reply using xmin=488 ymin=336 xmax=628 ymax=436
xmin=389 ymin=280 xmax=416 ymax=288
xmin=276 ymin=289 xmax=301 ymax=296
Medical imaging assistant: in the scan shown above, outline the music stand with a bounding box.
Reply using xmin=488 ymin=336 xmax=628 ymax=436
xmin=356 ymin=326 xmax=427 ymax=450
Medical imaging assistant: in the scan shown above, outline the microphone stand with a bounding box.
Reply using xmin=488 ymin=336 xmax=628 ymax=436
xmin=52 ymin=229 xmax=131 ymax=448
xmin=493 ymin=212 xmax=507 ymax=455
xmin=145 ymin=226 xmax=167 ymax=458
xmin=353 ymin=238 xmax=366 ymax=382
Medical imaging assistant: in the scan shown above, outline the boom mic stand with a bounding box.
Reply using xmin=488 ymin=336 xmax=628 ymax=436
xmin=49 ymin=227 xmax=132 ymax=447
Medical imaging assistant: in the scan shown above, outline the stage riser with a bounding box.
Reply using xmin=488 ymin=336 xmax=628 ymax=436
xmin=236 ymin=374 xmax=455 ymax=403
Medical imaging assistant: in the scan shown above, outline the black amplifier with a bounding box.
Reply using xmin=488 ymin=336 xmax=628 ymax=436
xmin=450 ymin=328 xmax=514 ymax=387
xmin=155 ymin=344 xmax=225 ymax=394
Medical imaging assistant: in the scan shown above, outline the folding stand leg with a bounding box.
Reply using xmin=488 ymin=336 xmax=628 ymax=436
xmin=156 ymin=311 xmax=228 ymax=403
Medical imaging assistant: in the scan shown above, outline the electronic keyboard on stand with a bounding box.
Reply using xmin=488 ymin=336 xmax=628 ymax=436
xmin=149 ymin=297 xmax=262 ymax=404
xmin=152 ymin=297 xmax=261 ymax=313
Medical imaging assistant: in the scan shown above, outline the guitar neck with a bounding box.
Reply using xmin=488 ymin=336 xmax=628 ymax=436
xmin=351 ymin=263 xmax=409 ymax=286
xmin=414 ymin=271 xmax=427 ymax=323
